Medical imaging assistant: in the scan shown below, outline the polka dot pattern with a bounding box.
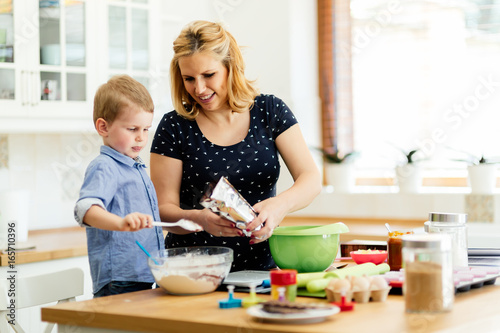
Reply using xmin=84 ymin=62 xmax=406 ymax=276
xmin=151 ymin=94 xmax=297 ymax=271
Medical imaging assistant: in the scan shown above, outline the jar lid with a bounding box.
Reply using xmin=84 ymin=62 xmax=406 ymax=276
xmin=402 ymin=233 xmax=452 ymax=251
xmin=270 ymin=269 xmax=297 ymax=285
xmin=428 ymin=212 xmax=467 ymax=224
xmin=424 ymin=221 xmax=467 ymax=232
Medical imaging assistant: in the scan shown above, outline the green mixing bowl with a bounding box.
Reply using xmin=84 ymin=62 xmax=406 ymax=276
xmin=269 ymin=223 xmax=349 ymax=273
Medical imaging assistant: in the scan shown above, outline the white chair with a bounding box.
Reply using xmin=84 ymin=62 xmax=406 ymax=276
xmin=0 ymin=267 xmax=84 ymax=333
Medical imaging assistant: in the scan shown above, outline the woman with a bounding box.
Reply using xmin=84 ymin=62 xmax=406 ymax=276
xmin=150 ymin=20 xmax=321 ymax=271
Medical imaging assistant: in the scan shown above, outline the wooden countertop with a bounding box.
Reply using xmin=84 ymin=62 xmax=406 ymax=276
xmin=0 ymin=227 xmax=87 ymax=266
xmin=42 ymin=280 xmax=500 ymax=333
xmin=0 ymin=216 xmax=424 ymax=267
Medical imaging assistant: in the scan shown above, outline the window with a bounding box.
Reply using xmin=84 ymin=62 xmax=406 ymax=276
xmin=322 ymin=0 xmax=500 ymax=182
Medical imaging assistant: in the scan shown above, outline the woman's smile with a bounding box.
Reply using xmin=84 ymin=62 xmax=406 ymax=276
xmin=179 ymin=52 xmax=229 ymax=113
xmin=198 ymin=92 xmax=215 ymax=102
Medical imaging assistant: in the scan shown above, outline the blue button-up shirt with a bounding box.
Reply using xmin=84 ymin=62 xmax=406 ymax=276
xmin=75 ymin=145 xmax=164 ymax=294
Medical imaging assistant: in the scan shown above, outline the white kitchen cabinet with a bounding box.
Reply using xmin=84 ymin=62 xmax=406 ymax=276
xmin=0 ymin=0 xmax=94 ymax=132
xmin=0 ymin=0 xmax=168 ymax=133
xmin=1 ymin=255 xmax=92 ymax=333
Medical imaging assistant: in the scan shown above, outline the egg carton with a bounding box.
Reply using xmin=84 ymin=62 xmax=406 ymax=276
xmin=325 ymin=287 xmax=392 ymax=304
xmin=324 ymin=276 xmax=392 ymax=304
xmin=382 ymin=265 xmax=500 ymax=294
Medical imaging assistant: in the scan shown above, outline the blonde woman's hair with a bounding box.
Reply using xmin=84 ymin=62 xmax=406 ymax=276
xmin=170 ymin=20 xmax=259 ymax=120
xmin=93 ymin=75 xmax=154 ymax=125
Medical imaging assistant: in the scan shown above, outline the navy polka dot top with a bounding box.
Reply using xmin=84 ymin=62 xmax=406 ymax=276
xmin=151 ymin=94 xmax=298 ymax=271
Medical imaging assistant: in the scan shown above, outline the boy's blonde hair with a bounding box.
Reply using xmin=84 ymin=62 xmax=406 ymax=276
xmin=93 ymin=75 xmax=154 ymax=125
xmin=170 ymin=20 xmax=259 ymax=120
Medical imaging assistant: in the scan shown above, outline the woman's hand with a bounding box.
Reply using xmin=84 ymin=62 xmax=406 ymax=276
xmin=246 ymin=197 xmax=288 ymax=244
xmin=196 ymin=209 xmax=243 ymax=238
xmin=151 ymin=154 xmax=241 ymax=237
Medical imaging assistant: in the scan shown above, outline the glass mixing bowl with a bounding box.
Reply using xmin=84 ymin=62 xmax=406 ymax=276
xmin=148 ymin=246 xmax=233 ymax=295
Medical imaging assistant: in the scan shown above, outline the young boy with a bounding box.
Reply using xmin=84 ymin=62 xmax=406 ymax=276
xmin=74 ymin=75 xmax=164 ymax=297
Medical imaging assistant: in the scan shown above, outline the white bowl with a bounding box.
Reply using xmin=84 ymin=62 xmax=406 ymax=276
xmin=41 ymin=44 xmax=61 ymax=65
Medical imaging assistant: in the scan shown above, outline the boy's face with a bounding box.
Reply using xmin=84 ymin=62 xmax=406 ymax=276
xmin=101 ymin=104 xmax=153 ymax=159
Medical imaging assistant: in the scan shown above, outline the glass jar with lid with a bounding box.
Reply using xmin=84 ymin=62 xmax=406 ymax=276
xmin=402 ymin=233 xmax=454 ymax=313
xmin=424 ymin=212 xmax=468 ymax=268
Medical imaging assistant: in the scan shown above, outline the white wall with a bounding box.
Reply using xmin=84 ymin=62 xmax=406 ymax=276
xmin=1 ymin=133 xmax=101 ymax=231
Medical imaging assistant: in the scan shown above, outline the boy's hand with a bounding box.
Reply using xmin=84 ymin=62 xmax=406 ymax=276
xmin=119 ymin=213 xmax=153 ymax=231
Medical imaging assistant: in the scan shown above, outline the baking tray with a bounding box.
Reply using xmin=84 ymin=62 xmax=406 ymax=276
xmin=385 ymin=266 xmax=500 ymax=295
xmin=468 ymin=247 xmax=500 ymax=256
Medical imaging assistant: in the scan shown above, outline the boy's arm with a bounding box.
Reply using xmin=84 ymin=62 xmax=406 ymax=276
xmin=83 ymin=205 xmax=152 ymax=232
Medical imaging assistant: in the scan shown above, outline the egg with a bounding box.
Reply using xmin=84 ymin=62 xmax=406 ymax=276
xmin=370 ymin=275 xmax=389 ymax=290
xmin=326 ymin=278 xmax=338 ymax=289
xmin=332 ymin=278 xmax=351 ymax=292
xmin=351 ymin=276 xmax=370 ymax=292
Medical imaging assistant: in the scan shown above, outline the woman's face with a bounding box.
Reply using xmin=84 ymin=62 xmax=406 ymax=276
xmin=178 ymin=52 xmax=229 ymax=113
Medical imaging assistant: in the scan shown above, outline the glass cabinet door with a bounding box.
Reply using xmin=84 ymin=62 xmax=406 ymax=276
xmin=39 ymin=0 xmax=86 ymax=102
xmin=131 ymin=8 xmax=148 ymax=70
xmin=108 ymin=5 xmax=126 ymax=70
xmin=107 ymin=0 xmax=150 ymax=86
xmin=0 ymin=0 xmax=14 ymax=100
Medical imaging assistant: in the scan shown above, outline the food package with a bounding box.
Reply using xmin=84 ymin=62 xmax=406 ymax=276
xmin=200 ymin=177 xmax=258 ymax=236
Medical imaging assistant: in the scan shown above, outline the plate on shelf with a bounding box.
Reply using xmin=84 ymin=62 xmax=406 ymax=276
xmin=247 ymin=304 xmax=340 ymax=324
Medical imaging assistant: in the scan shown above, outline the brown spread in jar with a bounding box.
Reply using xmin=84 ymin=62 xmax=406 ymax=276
xmin=405 ymin=261 xmax=444 ymax=312
xmin=388 ymin=231 xmax=413 ymax=271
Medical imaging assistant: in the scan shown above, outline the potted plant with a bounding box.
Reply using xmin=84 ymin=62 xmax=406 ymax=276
xmin=316 ymin=148 xmax=359 ymax=193
xmin=449 ymin=148 xmax=498 ymax=194
xmin=393 ymin=148 xmax=425 ymax=193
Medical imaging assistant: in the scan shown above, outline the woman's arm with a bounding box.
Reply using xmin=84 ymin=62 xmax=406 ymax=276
xmin=150 ymin=153 xmax=241 ymax=236
xmin=248 ymin=124 xmax=321 ymax=243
